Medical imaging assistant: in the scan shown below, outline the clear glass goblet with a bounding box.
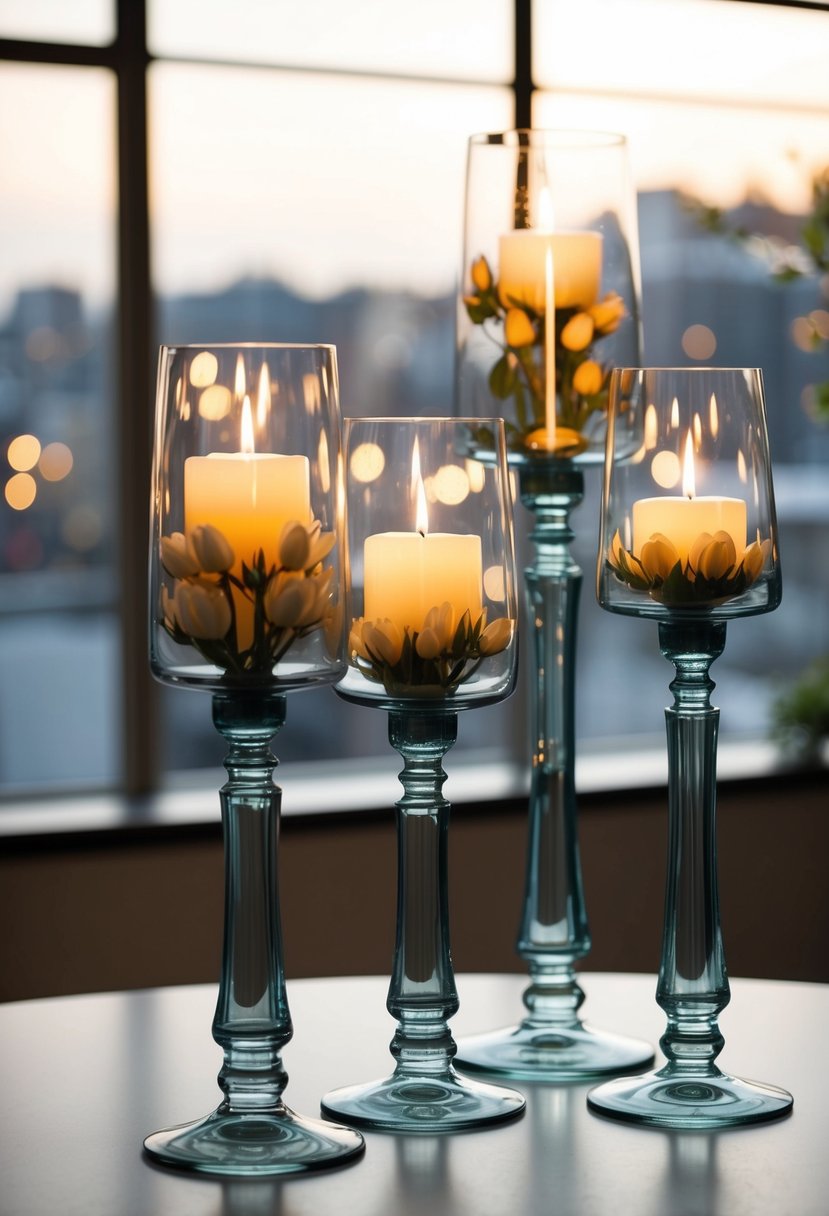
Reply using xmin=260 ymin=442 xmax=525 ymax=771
xmin=144 ymin=343 xmax=364 ymax=1174
xmin=320 ymin=416 xmax=526 ymax=1133
xmin=454 ymin=129 xmax=652 ymax=1082
xmin=590 ymin=366 xmax=792 ymax=1128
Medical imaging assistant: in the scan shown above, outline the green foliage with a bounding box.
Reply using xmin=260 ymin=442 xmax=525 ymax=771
xmin=773 ymin=656 xmax=829 ymax=758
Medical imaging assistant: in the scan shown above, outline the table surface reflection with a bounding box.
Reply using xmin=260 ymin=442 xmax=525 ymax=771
xmin=1 ymin=973 xmax=825 ymax=1216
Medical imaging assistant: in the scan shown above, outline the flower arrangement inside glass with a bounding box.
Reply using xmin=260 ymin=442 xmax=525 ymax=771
xmin=591 ymin=366 xmax=792 ymax=1129
xmin=321 ymin=416 xmax=525 ymax=1132
xmin=146 ymin=343 xmax=364 ymax=1175
xmin=457 ymin=129 xmax=641 ymax=463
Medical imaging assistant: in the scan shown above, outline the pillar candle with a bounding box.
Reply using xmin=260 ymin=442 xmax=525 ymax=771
xmin=498 ymin=230 xmax=603 ymax=313
xmin=364 ymin=531 xmax=483 ymax=633
xmin=185 ymin=451 xmax=311 ymax=647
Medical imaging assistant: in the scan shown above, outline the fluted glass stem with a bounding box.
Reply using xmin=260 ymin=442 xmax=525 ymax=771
xmin=387 ymin=711 xmax=459 ymax=1074
xmin=657 ymin=621 xmax=729 ymax=1075
xmin=320 ymin=708 xmax=525 ymax=1131
xmin=455 ymin=465 xmax=653 ymax=1080
xmin=586 ymin=618 xmax=792 ymax=1127
xmin=143 ymin=690 xmax=364 ymax=1174
xmin=517 ymin=465 xmax=590 ymax=1020
xmin=211 ymin=691 xmax=292 ymax=1111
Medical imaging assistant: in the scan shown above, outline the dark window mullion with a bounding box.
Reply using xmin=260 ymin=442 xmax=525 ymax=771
xmin=115 ymin=0 xmax=157 ymax=793
xmin=514 ymin=0 xmax=533 ymax=128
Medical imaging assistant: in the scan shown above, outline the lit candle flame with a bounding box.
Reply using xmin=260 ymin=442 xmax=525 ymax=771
xmin=682 ymin=429 xmax=696 ymax=498
xmin=538 ymin=186 xmax=554 ymax=231
xmin=234 ymin=354 xmax=246 ymax=402
xmin=256 ymin=364 xmax=270 ymax=429
xmin=412 ymin=437 xmax=429 ymax=534
xmin=241 ymin=395 xmax=255 ymax=455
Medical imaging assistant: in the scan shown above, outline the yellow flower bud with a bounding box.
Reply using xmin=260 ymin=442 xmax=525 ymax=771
xmin=422 ymin=602 xmax=456 ymax=650
xmin=479 ymin=617 xmax=513 ymax=656
xmin=471 ymin=255 xmax=492 ymax=293
xmin=189 ymin=523 xmax=234 ymax=573
xmin=363 ymin=619 xmax=404 ymax=666
xmin=160 ymin=532 xmax=199 ymax=579
xmin=415 ymin=628 xmax=442 ymax=660
xmin=572 ymin=360 xmax=604 ymax=396
xmin=174 ymin=581 xmax=231 ymax=640
xmin=608 ymin=529 xmax=626 ymax=567
xmin=560 ymin=313 xmax=595 ymax=352
xmin=504 ymin=308 xmax=535 ymax=348
xmin=589 ymin=292 xmax=626 ymax=333
xmin=279 ymin=520 xmax=311 ymax=571
xmin=639 ymin=533 xmax=681 ymax=581
xmin=306 ymin=522 xmax=336 ymax=570
xmin=692 ymin=530 xmax=737 ymax=580
xmin=349 ymin=617 xmax=369 ymax=660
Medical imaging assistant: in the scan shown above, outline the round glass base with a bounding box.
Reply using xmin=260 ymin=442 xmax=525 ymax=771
xmin=143 ymin=1104 xmax=365 ymax=1176
xmin=455 ymin=1020 xmax=655 ymax=1083
xmin=587 ymin=1067 xmax=794 ymax=1130
xmin=320 ymin=1066 xmax=526 ymax=1133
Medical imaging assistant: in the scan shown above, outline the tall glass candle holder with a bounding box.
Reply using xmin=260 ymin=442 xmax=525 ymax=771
xmin=590 ymin=366 xmax=793 ymax=1128
xmin=320 ymin=416 xmax=526 ymax=1133
xmin=454 ymin=130 xmax=653 ymax=1081
xmin=145 ymin=343 xmax=364 ymax=1174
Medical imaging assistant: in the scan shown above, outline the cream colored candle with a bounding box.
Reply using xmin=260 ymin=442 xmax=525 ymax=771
xmin=498 ymin=229 xmax=603 ymax=312
xmin=632 ymin=496 xmax=746 ymax=562
xmin=185 ymin=452 xmax=311 ymax=571
xmin=364 ymin=531 xmax=482 ymax=633
xmin=633 ymin=429 xmax=746 ymax=561
xmin=185 ymin=447 xmax=311 ymax=648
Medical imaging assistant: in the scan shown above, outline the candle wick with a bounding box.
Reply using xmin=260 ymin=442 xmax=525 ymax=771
xmin=418 ymin=528 xmax=426 ymax=538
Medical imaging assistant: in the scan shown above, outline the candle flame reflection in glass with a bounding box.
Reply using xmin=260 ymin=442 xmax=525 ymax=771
xmin=466 ymin=459 xmax=486 ymax=493
xmin=709 ymin=392 xmax=719 ymax=438
xmin=241 ymin=397 xmax=255 ymax=454
xmin=670 ymin=397 xmax=680 ymax=429
xmin=693 ymin=413 xmax=703 ymax=449
xmin=234 ymin=353 xmax=246 ymax=402
xmin=644 ymin=404 xmax=658 ymax=451
xmin=683 ymin=430 xmax=696 ymax=497
xmin=318 ymin=429 xmax=330 ymax=494
xmin=257 ymin=364 xmax=270 ymax=429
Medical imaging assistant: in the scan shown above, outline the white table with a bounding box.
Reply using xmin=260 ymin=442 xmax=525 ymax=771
xmin=1 ymin=973 xmax=825 ymax=1216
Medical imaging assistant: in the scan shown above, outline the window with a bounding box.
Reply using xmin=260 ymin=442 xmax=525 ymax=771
xmin=1 ymin=0 xmax=827 ymax=797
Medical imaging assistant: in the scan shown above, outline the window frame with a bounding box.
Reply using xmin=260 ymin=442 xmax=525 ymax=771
xmin=0 ymin=0 xmax=826 ymax=799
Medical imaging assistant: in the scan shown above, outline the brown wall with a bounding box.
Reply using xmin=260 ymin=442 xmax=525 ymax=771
xmin=1 ymin=772 xmax=826 ymax=1003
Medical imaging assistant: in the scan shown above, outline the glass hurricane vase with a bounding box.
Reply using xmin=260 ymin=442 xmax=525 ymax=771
xmin=144 ymin=343 xmax=364 ymax=1174
xmin=589 ymin=367 xmax=792 ymax=1129
xmin=454 ymin=130 xmax=652 ymax=1083
xmin=320 ymin=416 xmax=525 ymax=1133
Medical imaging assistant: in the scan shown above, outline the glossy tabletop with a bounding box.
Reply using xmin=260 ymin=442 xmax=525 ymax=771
xmin=1 ymin=973 xmax=825 ymax=1216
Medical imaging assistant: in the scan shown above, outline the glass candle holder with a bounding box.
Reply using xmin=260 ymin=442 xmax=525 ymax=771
xmin=320 ymin=416 xmax=525 ymax=1133
xmin=454 ymin=131 xmax=653 ymax=1083
xmin=144 ymin=343 xmax=364 ymax=1174
xmin=457 ymin=129 xmax=641 ymax=466
xmin=590 ymin=367 xmax=792 ymax=1129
